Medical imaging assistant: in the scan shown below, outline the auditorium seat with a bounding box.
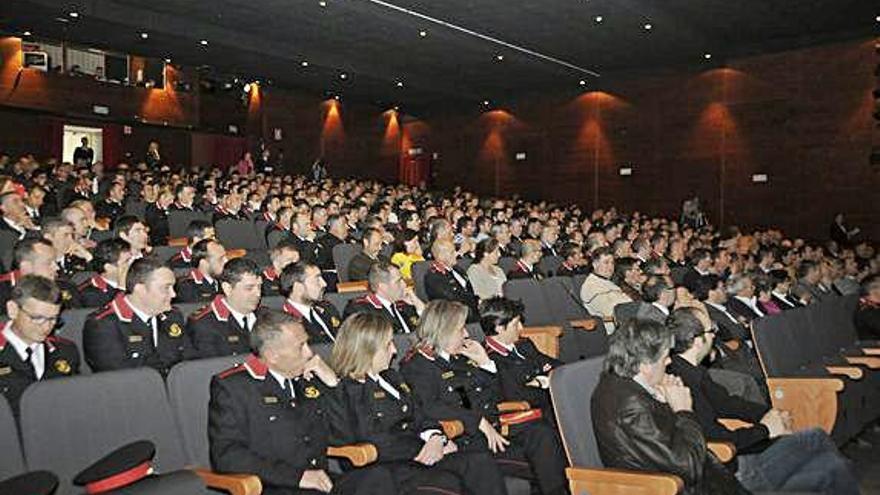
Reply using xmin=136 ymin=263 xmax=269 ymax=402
xmin=537 ymin=255 xmax=563 ymax=278
xmin=549 ymin=357 xmax=684 ymax=494
xmin=168 ymin=211 xmax=211 ymax=239
xmin=152 ymin=245 xmax=180 ymax=263
xmin=503 ymin=279 xmax=553 ymax=325
xmin=332 ymin=243 xmax=361 ymax=283
xmin=498 ymin=256 xmax=518 ymax=276
xmin=54 ymin=308 xmax=94 ymax=374
xmin=215 ymin=218 xmax=265 ymax=251
xmin=326 ymin=291 xmax=367 ymax=315
xmin=411 ymin=260 xmax=430 ymax=302
xmin=0 ymin=396 xmax=24 ymax=481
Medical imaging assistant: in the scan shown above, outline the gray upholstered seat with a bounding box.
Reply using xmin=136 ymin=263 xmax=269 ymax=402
xmin=503 ymin=278 xmax=553 ymax=325
xmin=536 ymin=255 xmax=563 ymax=278
xmin=549 ymin=357 xmax=607 ymax=469
xmin=54 ymin=308 xmax=95 ymax=374
xmin=0 ymin=396 xmax=24 ymax=481
xmin=332 ymin=243 xmax=361 ymax=283
xmin=410 ymin=260 xmax=431 ymax=302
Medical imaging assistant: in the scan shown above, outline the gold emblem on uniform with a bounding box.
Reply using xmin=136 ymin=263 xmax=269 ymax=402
xmin=61 ymin=290 xmax=72 ymax=301
xmin=409 ymin=316 xmax=419 ymax=326
xmin=441 ymin=371 xmax=455 ymax=380
xmin=304 ymin=386 xmax=320 ymax=398
xmin=373 ymin=391 xmax=386 ymax=399
xmin=168 ymin=323 xmax=183 ymax=338
xmin=330 ymin=316 xmax=340 ymax=327
xmin=54 ymin=359 xmax=72 ymax=374
xmin=399 ymin=383 xmax=410 ymax=393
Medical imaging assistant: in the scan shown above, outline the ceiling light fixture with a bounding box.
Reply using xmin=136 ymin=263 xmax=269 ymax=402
xmin=68 ymin=11 xmax=79 ymax=18
xmin=301 ymin=61 xmax=309 ymax=67
xmin=495 ymin=54 xmax=504 ymax=61
xmin=579 ymin=80 xmax=586 ymax=86
xmin=482 ymin=100 xmax=490 ymax=106
xmin=165 ymin=57 xmax=172 ymax=63
xmin=594 ymin=15 xmax=603 ymax=23
xmin=643 ymin=23 xmax=652 ymax=30
xmin=419 ymin=30 xmax=427 ymax=37
xmin=23 ymin=30 xmax=32 ymax=36
xmin=140 ymin=32 xmax=149 ymax=39
xmin=703 ymin=52 xmax=712 ymax=60
xmin=319 ymin=0 xmax=327 ymax=6
xmin=340 ymin=73 xmax=348 ymax=80
xmin=243 ymin=83 xmax=252 ymax=93
xmin=334 ymin=95 xmax=340 ymax=101
xmin=200 ymin=39 xmax=209 ymax=46
xmin=396 ymin=81 xmax=404 ymax=87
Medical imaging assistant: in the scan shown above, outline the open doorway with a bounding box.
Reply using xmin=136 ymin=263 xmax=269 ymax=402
xmin=63 ymin=125 xmax=103 ymax=165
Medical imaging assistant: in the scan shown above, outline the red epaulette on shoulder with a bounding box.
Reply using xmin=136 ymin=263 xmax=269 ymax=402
xmin=46 ymin=335 xmax=75 ymax=346
xmin=190 ymin=304 xmax=213 ymax=321
xmin=0 ymin=272 xmax=13 ymax=283
xmin=217 ymin=364 xmax=246 ymax=379
xmin=93 ymin=306 xmax=115 ymax=320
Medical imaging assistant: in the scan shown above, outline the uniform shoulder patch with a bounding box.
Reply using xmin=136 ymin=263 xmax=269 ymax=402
xmin=190 ymin=304 xmax=213 ymax=321
xmin=217 ymin=364 xmax=246 ymax=379
xmin=93 ymin=306 xmax=116 ymax=321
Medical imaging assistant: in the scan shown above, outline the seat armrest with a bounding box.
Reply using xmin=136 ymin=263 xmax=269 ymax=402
xmin=844 ymin=356 xmax=880 ymax=369
xmin=168 ymin=237 xmax=188 ymax=247
xmin=719 ymin=418 xmax=753 ymax=431
xmin=825 ymin=366 xmax=864 ymax=380
xmin=497 ymin=401 xmax=531 ymax=413
xmin=565 ymin=466 xmax=682 ymax=495
xmin=766 ymin=377 xmax=844 ymax=434
xmin=226 ymin=249 xmax=247 ymax=259
xmin=440 ymin=420 xmax=464 ymax=439
xmin=337 ymin=281 xmax=369 ymax=293
xmin=327 ymin=444 xmax=378 ymax=467
xmin=521 ymin=326 xmax=562 ymax=359
xmin=707 ymin=441 xmax=736 ymax=463
xmin=191 ymin=468 xmax=262 ymax=495
xmin=569 ymin=319 xmax=597 ymax=331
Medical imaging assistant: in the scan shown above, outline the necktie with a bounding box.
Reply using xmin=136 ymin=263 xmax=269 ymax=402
xmin=148 ymin=317 xmax=158 ymax=348
xmin=310 ymin=308 xmax=334 ymax=342
xmin=242 ymin=316 xmax=252 ymax=333
xmin=284 ymin=378 xmax=295 ymax=399
xmin=390 ymin=304 xmax=411 ymax=333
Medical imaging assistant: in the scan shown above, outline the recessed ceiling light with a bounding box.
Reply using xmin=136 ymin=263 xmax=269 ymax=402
xmin=579 ymin=80 xmax=586 ymax=86
xmin=495 ymin=54 xmax=504 ymax=61
xmin=875 ymin=14 xmax=880 ymax=22
xmin=703 ymin=52 xmax=712 ymax=60
xmin=482 ymin=100 xmax=490 ymax=106
xmin=68 ymin=11 xmax=79 ymax=18
xmin=393 ymin=105 xmax=400 ymax=111
xmin=140 ymin=32 xmax=149 ymax=39
xmin=594 ymin=15 xmax=603 ymax=23
xmin=340 ymin=73 xmax=347 ymax=80
xmin=164 ymin=57 xmax=171 ymax=63
xmin=22 ymin=31 xmax=32 ymax=36
xmin=319 ymin=0 xmax=327 ymax=6
xmin=334 ymin=95 xmax=340 ymax=101
xmin=301 ymin=61 xmax=309 ymax=67
xmin=243 ymin=83 xmax=252 ymax=93
xmin=643 ymin=23 xmax=652 ymax=30
xmin=396 ymin=81 xmax=404 ymax=87
xmin=419 ymin=30 xmax=427 ymax=37
xmin=200 ymin=39 xmax=209 ymax=46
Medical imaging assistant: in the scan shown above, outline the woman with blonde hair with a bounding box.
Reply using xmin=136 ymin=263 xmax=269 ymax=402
xmin=399 ymin=300 xmax=568 ymax=495
xmin=331 ymin=312 xmax=507 ymax=495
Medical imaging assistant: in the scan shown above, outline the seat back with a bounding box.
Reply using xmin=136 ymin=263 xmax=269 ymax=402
xmin=454 ymin=257 xmax=473 ymax=273
xmin=152 ymin=245 xmax=181 ymax=263
xmin=168 ymin=211 xmax=211 ymax=239
xmin=752 ymin=307 xmax=813 ymax=376
xmin=0 ymin=396 xmax=24 ymax=480
xmin=503 ymin=279 xmax=553 ymax=325
xmin=332 ymin=244 xmax=361 ymax=283
xmin=498 ymin=256 xmax=518 ymax=276
xmin=165 ymin=356 xmax=246 ymax=466
xmin=216 ymin=219 xmax=265 ymax=250
xmin=326 ymin=292 xmax=366 ymax=315
xmin=391 ymin=334 xmax=419 ymax=370
xmin=549 ymin=357 xmax=607 ymax=469
xmin=19 ymin=368 xmax=188 ymax=494
xmin=613 ymin=301 xmax=642 ymax=328
xmin=542 ymin=277 xmax=591 ymax=321
xmin=411 ymin=261 xmax=431 ymax=302
xmin=54 ymin=308 xmax=94 ymax=374
xmin=262 ymin=296 xmax=285 ymax=311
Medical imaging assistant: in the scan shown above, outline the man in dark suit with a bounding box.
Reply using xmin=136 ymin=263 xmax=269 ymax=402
xmin=726 ymin=274 xmax=765 ymax=322
xmin=279 ymin=262 xmax=342 ymax=343
xmin=344 ymin=262 xmax=424 ymax=334
xmin=174 ymin=239 xmax=226 ymax=303
xmin=0 ymin=275 xmax=79 ymax=417
xmin=634 ymin=276 xmax=674 ymax=324
xmin=0 ymin=238 xmax=82 ymax=314
xmin=692 ymin=274 xmax=751 ymax=343
xmin=314 ymin=214 xmax=349 ymax=291
xmin=347 ymin=227 xmax=385 ymax=282
xmin=169 ymin=220 xmax=215 ymax=269
xmin=144 ymin=190 xmax=173 ymax=246
xmin=73 ymin=137 xmax=94 ymax=166
xmin=556 ymin=242 xmax=589 ymax=277
xmin=83 ymin=257 xmax=192 ymax=375
xmin=424 ymin=239 xmax=479 ymax=323
xmin=187 ymin=258 xmax=264 ymax=358
xmin=208 ymin=311 xmax=396 ymax=495
xmin=855 ymin=274 xmax=880 ymax=340
xmin=79 ymin=238 xmax=131 ymax=308
xmin=506 ymin=239 xmax=543 ymax=280
xmin=96 ymin=181 xmax=126 ymax=221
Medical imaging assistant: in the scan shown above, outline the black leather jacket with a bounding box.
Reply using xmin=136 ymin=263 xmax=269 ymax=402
xmin=591 ymin=372 xmax=749 ymax=495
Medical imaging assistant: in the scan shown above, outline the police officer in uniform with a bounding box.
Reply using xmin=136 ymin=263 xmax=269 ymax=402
xmin=83 ymin=257 xmax=192 ymax=375
xmin=424 ymin=239 xmax=480 ymax=323
xmin=79 ymin=238 xmax=131 ymax=308
xmin=332 ymin=312 xmax=508 ymax=495
xmin=0 ymin=275 xmax=78 ymax=417
xmin=175 ymin=239 xmax=225 ymax=303
xmin=209 ymin=311 xmax=396 ymax=495
xmin=0 ymin=239 xmax=82 ymax=315
xmin=188 ymin=258 xmax=264 ymax=358
xmin=280 ymin=263 xmax=342 ymax=344
xmin=168 ymin=220 xmax=215 ymax=269
xmin=480 ymin=297 xmax=560 ymax=418
xmin=262 ymin=239 xmax=300 ymax=297
xmin=505 ymin=240 xmax=543 ymax=281
xmin=343 ymin=262 xmax=424 ymax=335
xmin=400 ymin=300 xmax=568 ymax=495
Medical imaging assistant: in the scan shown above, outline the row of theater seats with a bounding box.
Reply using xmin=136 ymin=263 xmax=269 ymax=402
xmin=751 ymin=294 xmax=880 ymax=445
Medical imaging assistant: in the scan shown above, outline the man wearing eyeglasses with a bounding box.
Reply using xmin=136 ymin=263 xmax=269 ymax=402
xmin=0 ymin=275 xmax=79 ymax=418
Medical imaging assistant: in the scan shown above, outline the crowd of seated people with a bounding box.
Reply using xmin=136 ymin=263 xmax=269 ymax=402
xmin=0 ymin=151 xmax=878 ymax=494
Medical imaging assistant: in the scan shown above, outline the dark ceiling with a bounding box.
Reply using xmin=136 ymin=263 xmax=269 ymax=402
xmin=1 ymin=0 xmax=877 ymax=113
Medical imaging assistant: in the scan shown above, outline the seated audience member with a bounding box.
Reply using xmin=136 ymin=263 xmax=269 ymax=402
xmin=556 ymin=242 xmax=589 ymax=277
xmin=209 ymin=311 xmax=396 ymax=495
xmin=754 ymin=276 xmax=782 ymax=316
xmin=60 ymin=205 xmax=95 ymax=249
xmin=114 ymin=215 xmax=151 ymax=260
xmin=667 ymin=309 xmax=859 ymax=494
xmin=41 ymin=216 xmax=91 ymax=279
xmin=144 ymin=189 xmax=173 ymax=246
xmin=425 ymin=238 xmax=480 ymax=323
xmin=262 ymin=238 xmax=301 ymax=296
xmin=696 ymin=274 xmax=751 ymax=343
xmin=168 ymin=219 xmax=215 ymax=269
xmin=0 ymin=275 xmax=78 ymax=417
xmin=725 ymin=273 xmax=765 ymax=321
xmin=0 ymin=238 xmax=82 ymax=312
xmin=682 ymin=248 xmax=714 ymax=290
xmin=506 ymin=239 xmax=543 ymax=280
xmin=331 ymin=312 xmax=507 ymax=495
xmin=612 ymin=257 xmax=644 ymax=301
xmin=634 ymin=275 xmax=675 ymax=323
xmin=390 ymin=228 xmax=424 ymax=281
xmin=795 ymin=260 xmax=832 ymax=303
xmin=83 ymin=257 xmax=191 ymax=375
xmin=96 ymin=181 xmax=126 ymax=220
xmin=290 ymin=210 xmax=319 ymax=263
xmin=768 ymin=269 xmax=799 ymax=310
xmin=580 ymin=247 xmax=632 ymax=331
xmin=314 ymin=214 xmax=349 ymax=290
xmin=188 ymin=258 xmax=264 ymax=358
xmin=265 ymin=206 xmax=293 ymax=247
xmin=539 ymin=225 xmax=559 ymax=258
xmin=175 ymin=239 xmax=226 ymax=303
xmin=280 ymin=262 xmax=342 ymax=343
xmin=400 ymin=300 xmax=568 ymax=495
xmin=481 ymin=297 xmax=560 ymax=417
xmin=591 ymin=319 xmax=748 ymax=494
xmin=0 ymin=191 xmax=37 ymax=240
xmin=855 ymin=274 xmax=880 ymax=340
xmin=344 ymin=262 xmax=424 ymax=334
xmin=79 ymin=238 xmax=132 ymax=307
xmin=170 ymin=184 xmax=197 ymax=211
xmin=347 ymin=227 xmax=386 ymax=282
xmin=467 ymin=238 xmax=507 ymax=300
